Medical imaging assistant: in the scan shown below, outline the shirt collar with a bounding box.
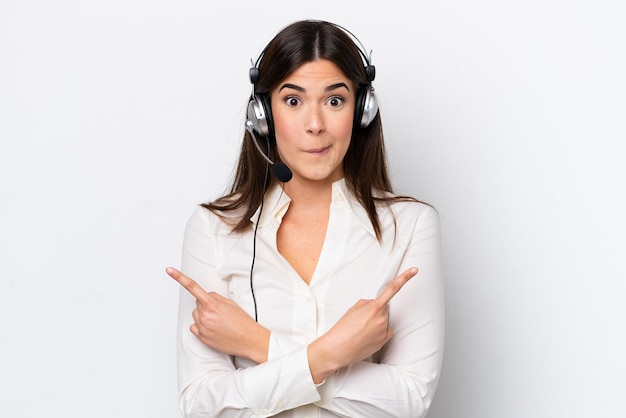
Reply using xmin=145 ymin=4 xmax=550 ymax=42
xmin=250 ymin=184 xmax=292 ymax=228
xmin=250 ymin=178 xmax=377 ymax=238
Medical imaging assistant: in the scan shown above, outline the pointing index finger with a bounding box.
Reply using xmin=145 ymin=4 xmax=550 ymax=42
xmin=376 ymin=267 xmax=418 ymax=306
xmin=166 ymin=267 xmax=208 ymax=301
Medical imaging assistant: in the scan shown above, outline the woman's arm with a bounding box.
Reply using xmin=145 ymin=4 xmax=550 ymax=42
xmin=173 ymin=207 xmax=321 ymax=417
xmin=309 ymin=205 xmax=445 ymax=418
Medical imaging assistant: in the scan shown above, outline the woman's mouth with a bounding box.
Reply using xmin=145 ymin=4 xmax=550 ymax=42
xmin=306 ymin=146 xmax=331 ymax=155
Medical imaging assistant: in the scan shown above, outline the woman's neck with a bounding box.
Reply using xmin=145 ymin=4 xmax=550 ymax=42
xmin=282 ymin=176 xmax=339 ymax=208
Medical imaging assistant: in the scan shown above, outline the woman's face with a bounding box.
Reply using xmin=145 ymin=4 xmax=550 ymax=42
xmin=270 ymin=59 xmax=355 ymax=184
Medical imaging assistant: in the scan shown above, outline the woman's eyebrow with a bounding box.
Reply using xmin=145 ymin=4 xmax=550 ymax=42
xmin=325 ymin=82 xmax=350 ymax=92
xmin=278 ymin=82 xmax=351 ymax=92
xmin=279 ymin=83 xmax=304 ymax=92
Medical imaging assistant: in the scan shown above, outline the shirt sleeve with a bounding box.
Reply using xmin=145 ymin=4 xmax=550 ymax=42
xmin=176 ymin=207 xmax=321 ymax=417
xmin=313 ymin=204 xmax=445 ymax=418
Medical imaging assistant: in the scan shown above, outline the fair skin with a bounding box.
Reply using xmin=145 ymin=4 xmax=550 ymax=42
xmin=272 ymin=59 xmax=356 ymax=285
xmin=166 ymin=59 xmax=418 ymax=384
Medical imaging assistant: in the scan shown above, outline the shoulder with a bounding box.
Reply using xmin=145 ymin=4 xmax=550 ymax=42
xmin=185 ymin=204 xmax=248 ymax=238
xmin=377 ymin=196 xmax=440 ymax=244
xmin=380 ymin=195 xmax=439 ymax=223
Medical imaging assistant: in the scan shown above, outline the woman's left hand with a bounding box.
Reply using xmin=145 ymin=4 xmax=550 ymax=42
xmin=166 ymin=267 xmax=270 ymax=364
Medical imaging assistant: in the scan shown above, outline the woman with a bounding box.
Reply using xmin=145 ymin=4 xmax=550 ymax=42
xmin=166 ymin=19 xmax=444 ymax=417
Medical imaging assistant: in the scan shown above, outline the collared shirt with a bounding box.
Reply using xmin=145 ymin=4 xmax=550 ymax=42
xmin=177 ymin=179 xmax=444 ymax=418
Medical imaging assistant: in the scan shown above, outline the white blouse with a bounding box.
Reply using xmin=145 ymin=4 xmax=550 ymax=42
xmin=177 ymin=179 xmax=444 ymax=418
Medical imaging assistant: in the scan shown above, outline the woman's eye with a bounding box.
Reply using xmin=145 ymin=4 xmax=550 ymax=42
xmin=328 ymin=96 xmax=345 ymax=107
xmin=285 ymin=96 xmax=300 ymax=107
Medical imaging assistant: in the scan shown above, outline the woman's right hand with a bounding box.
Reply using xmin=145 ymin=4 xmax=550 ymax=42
xmin=166 ymin=267 xmax=270 ymax=364
xmin=307 ymin=267 xmax=418 ymax=384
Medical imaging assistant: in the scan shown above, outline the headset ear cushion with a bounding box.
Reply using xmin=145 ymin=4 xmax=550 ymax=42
xmin=258 ymin=94 xmax=274 ymax=138
xmin=247 ymin=94 xmax=274 ymax=138
xmin=354 ymin=86 xmax=378 ymax=129
xmin=354 ymin=86 xmax=367 ymax=129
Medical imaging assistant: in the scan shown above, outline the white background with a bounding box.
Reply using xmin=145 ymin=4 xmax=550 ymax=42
xmin=1 ymin=1 xmax=624 ymax=417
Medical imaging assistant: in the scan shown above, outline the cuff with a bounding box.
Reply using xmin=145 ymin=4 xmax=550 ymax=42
xmin=236 ymin=346 xmax=321 ymax=415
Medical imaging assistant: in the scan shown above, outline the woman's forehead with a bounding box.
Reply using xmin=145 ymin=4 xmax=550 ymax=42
xmin=278 ymin=59 xmax=352 ymax=90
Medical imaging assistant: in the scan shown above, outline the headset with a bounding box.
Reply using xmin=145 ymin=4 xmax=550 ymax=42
xmin=246 ymin=22 xmax=379 ymax=142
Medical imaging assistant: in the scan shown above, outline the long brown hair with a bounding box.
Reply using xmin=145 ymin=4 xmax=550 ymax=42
xmin=203 ymin=20 xmax=414 ymax=240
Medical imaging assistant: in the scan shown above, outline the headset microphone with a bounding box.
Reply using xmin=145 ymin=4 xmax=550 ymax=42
xmin=271 ymin=162 xmax=293 ymax=183
xmin=245 ymin=120 xmax=293 ymax=182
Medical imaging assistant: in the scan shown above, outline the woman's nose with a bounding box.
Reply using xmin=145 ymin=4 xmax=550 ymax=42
xmin=304 ymin=106 xmax=325 ymax=135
